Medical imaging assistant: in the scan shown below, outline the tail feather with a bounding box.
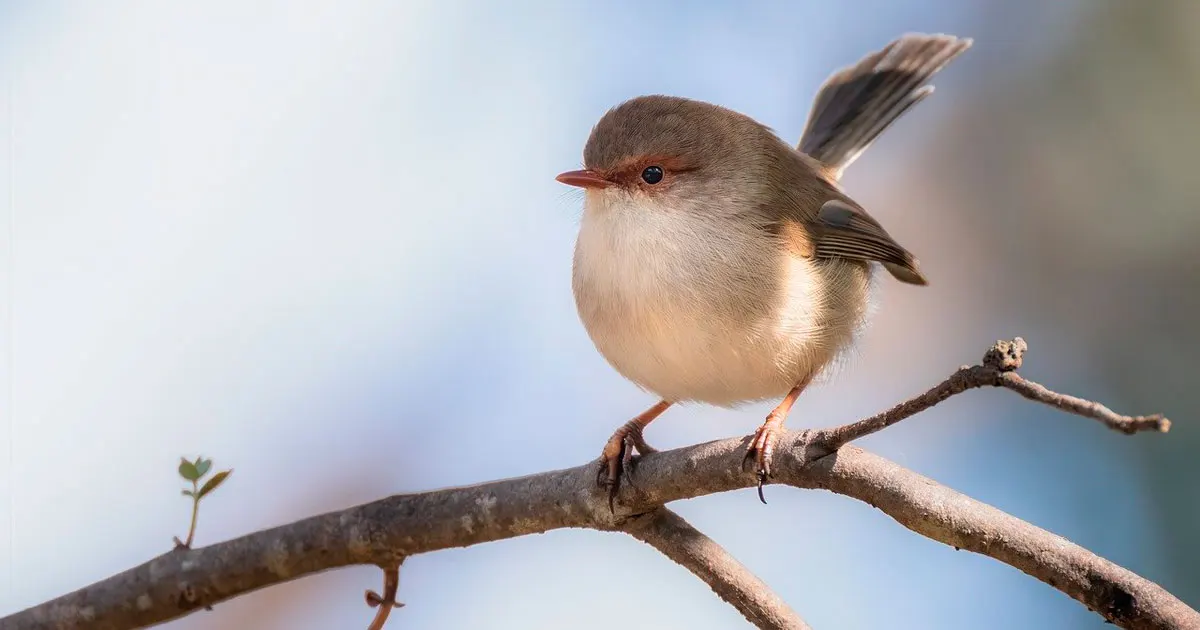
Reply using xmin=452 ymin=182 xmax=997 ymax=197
xmin=799 ymin=33 xmax=972 ymax=176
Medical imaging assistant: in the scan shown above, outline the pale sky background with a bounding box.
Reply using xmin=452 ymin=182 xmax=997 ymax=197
xmin=0 ymin=1 xmax=1172 ymax=629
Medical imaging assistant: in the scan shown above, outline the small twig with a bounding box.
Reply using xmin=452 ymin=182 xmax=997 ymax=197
xmin=185 ymin=480 xmax=199 ymax=548
xmin=812 ymin=337 xmax=1169 ymax=453
xmin=173 ymin=480 xmax=200 ymax=550
xmin=624 ymin=509 xmax=811 ymax=630
xmin=172 ymin=458 xmax=233 ymax=551
xmin=996 ymin=371 xmax=1169 ymax=434
xmin=364 ymin=564 xmax=404 ymax=630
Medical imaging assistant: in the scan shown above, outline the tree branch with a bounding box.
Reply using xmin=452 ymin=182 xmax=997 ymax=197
xmin=0 ymin=339 xmax=1188 ymax=630
xmin=623 ymin=508 xmax=811 ymax=630
xmin=813 ymin=337 xmax=1169 ymax=451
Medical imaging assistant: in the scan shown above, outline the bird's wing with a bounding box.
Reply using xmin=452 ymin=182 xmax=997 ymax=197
xmin=782 ymin=198 xmax=928 ymax=285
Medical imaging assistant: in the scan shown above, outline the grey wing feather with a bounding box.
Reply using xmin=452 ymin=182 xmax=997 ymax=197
xmin=812 ymin=200 xmax=928 ymax=285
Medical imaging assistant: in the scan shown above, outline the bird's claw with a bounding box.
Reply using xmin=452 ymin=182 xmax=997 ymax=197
xmin=742 ymin=421 xmax=781 ymax=504
xmin=598 ymin=430 xmax=651 ymax=513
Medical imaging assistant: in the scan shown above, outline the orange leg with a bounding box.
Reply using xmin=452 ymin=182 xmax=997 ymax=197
xmin=599 ymin=400 xmax=672 ymax=509
xmin=744 ymin=376 xmax=812 ymax=503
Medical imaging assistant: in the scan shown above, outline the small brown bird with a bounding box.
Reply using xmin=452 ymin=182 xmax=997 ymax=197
xmin=557 ymin=33 xmax=972 ymax=502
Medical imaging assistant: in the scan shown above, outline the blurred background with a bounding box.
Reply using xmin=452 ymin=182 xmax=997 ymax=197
xmin=0 ymin=1 xmax=1196 ymax=628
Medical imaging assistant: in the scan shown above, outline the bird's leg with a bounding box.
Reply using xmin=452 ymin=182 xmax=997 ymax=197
xmin=598 ymin=400 xmax=672 ymax=510
xmin=743 ymin=377 xmax=811 ymax=504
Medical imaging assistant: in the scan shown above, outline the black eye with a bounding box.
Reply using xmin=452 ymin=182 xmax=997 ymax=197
xmin=640 ymin=166 xmax=664 ymax=185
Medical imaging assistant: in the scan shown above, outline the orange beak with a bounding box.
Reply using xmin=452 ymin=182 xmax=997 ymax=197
xmin=555 ymin=169 xmax=613 ymax=189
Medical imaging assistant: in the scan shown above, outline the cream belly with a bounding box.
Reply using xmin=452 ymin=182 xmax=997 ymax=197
xmin=571 ymin=195 xmax=872 ymax=407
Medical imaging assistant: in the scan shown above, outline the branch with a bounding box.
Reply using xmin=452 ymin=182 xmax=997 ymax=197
xmin=0 ymin=339 xmax=1188 ymax=630
xmin=624 ymin=508 xmax=811 ymax=630
xmin=814 ymin=337 xmax=1168 ymax=451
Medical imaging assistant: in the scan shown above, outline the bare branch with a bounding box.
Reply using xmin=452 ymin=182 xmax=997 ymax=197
xmin=623 ymin=508 xmax=811 ymax=630
xmin=789 ymin=447 xmax=1193 ymax=629
xmin=813 ymin=337 xmax=1168 ymax=451
xmin=6 ymin=441 xmax=1189 ymax=630
xmin=0 ymin=339 xmax=1188 ymax=630
xmin=995 ymin=371 xmax=1169 ymax=434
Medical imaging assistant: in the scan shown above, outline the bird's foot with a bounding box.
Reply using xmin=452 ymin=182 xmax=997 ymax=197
xmin=742 ymin=412 xmax=786 ymax=504
xmin=597 ymin=421 xmax=658 ymax=513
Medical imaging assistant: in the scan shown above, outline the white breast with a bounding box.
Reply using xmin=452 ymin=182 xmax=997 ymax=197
xmin=571 ymin=190 xmax=872 ymax=407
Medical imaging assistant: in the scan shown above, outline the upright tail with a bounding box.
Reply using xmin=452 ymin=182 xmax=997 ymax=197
xmin=798 ymin=33 xmax=972 ymax=177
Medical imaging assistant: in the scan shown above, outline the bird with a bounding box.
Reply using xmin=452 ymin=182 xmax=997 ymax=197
xmin=556 ymin=33 xmax=972 ymax=504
